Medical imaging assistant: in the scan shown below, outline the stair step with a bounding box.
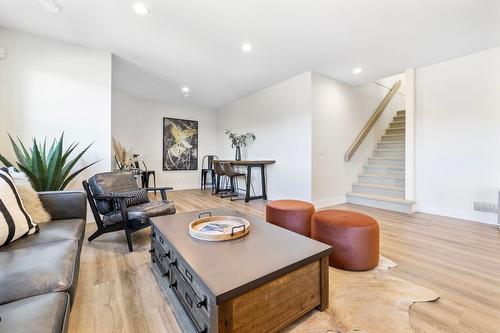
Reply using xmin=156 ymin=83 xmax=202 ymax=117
xmin=377 ymin=141 xmax=405 ymax=149
xmin=368 ymin=157 xmax=405 ymax=167
xmin=393 ymin=115 xmax=405 ymax=122
xmin=382 ymin=134 xmax=405 ymax=142
xmin=396 ymin=110 xmax=406 ymax=116
xmin=358 ymin=173 xmax=405 ymax=186
xmin=389 ymin=121 xmax=405 ymax=129
xmin=373 ymin=148 xmax=405 ymax=158
xmin=352 ymin=183 xmax=405 ymax=198
xmin=363 ymin=164 xmax=405 ymax=175
xmin=386 ymin=127 xmax=405 ymax=135
xmin=346 ymin=192 xmax=415 ymax=214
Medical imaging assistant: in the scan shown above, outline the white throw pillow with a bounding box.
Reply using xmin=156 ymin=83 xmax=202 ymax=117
xmin=0 ymin=168 xmax=38 ymax=247
xmin=8 ymin=167 xmax=51 ymax=223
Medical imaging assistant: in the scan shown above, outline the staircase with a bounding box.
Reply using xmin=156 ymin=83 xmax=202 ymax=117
xmin=346 ymin=110 xmax=415 ymax=213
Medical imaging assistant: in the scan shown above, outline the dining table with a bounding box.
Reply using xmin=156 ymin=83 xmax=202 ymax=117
xmin=214 ymin=160 xmax=276 ymax=202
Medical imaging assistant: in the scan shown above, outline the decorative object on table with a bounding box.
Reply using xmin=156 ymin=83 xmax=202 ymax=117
xmin=7 ymin=167 xmax=51 ymax=223
xmin=83 ymin=171 xmax=175 ymax=252
xmin=112 ymin=138 xmax=132 ymax=170
xmin=0 ymin=168 xmax=38 ymax=247
xmin=224 ymin=129 xmax=256 ymax=161
xmin=188 ymin=211 xmax=250 ymax=241
xmin=200 ymin=155 xmax=218 ymax=191
xmin=0 ymin=133 xmax=98 ymax=191
xmin=163 ymin=117 xmax=198 ymax=171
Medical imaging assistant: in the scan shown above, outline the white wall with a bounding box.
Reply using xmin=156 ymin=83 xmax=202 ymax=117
xmin=415 ymin=47 xmax=500 ymax=225
xmin=216 ymin=72 xmax=312 ymax=201
xmin=0 ymin=28 xmax=112 ymax=188
xmin=112 ymin=90 xmax=217 ymax=190
xmin=311 ymin=72 xmax=405 ymax=207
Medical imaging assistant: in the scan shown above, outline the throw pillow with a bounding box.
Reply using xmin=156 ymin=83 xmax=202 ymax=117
xmin=0 ymin=168 xmax=38 ymax=247
xmin=8 ymin=167 xmax=51 ymax=223
xmin=110 ymin=188 xmax=150 ymax=211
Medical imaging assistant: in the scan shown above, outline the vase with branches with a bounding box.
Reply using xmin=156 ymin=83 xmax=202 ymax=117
xmin=0 ymin=133 xmax=98 ymax=191
xmin=225 ymin=130 xmax=256 ymax=161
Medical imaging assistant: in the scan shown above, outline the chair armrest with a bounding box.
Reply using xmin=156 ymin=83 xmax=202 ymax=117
xmin=38 ymin=191 xmax=87 ymax=221
xmin=146 ymin=187 xmax=173 ymax=191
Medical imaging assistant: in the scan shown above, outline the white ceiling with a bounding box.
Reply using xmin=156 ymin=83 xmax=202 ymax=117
xmin=0 ymin=0 xmax=499 ymax=108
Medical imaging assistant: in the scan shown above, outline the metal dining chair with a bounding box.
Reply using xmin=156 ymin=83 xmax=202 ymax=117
xmin=201 ymin=155 xmax=218 ymax=191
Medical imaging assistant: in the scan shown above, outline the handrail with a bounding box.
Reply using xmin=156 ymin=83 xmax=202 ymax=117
xmin=344 ymin=80 xmax=401 ymax=162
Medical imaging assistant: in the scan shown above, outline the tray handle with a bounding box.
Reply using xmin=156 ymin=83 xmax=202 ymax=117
xmin=198 ymin=211 xmax=212 ymax=219
xmin=231 ymin=224 xmax=245 ymax=236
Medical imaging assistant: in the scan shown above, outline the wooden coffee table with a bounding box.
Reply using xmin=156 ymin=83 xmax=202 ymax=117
xmin=150 ymin=208 xmax=332 ymax=333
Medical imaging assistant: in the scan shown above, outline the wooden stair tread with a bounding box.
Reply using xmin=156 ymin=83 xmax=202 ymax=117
xmin=346 ymin=192 xmax=415 ymax=204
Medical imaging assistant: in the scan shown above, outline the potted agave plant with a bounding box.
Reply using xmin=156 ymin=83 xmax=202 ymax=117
xmin=0 ymin=133 xmax=98 ymax=191
xmin=225 ymin=130 xmax=256 ymax=161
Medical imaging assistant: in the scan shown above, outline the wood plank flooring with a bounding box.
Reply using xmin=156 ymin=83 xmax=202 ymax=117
xmin=68 ymin=189 xmax=500 ymax=333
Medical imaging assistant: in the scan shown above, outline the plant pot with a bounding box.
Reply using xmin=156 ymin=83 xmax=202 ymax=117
xmin=235 ymin=146 xmax=241 ymax=161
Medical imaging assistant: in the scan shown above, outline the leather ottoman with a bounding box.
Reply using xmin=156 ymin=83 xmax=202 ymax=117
xmin=266 ymin=200 xmax=315 ymax=237
xmin=311 ymin=210 xmax=379 ymax=271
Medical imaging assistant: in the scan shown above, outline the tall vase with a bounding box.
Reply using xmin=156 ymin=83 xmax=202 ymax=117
xmin=235 ymin=146 xmax=241 ymax=161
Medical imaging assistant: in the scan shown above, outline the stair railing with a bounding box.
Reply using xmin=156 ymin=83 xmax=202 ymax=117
xmin=344 ymin=80 xmax=401 ymax=162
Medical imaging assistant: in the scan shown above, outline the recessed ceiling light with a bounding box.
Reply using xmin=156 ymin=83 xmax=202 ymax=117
xmin=352 ymin=67 xmax=363 ymax=74
xmin=181 ymin=86 xmax=190 ymax=93
xmin=39 ymin=0 xmax=62 ymax=13
xmin=133 ymin=3 xmax=150 ymax=15
xmin=241 ymin=43 xmax=252 ymax=52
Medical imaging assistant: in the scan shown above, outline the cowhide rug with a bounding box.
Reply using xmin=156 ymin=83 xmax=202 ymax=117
xmin=284 ymin=257 xmax=439 ymax=333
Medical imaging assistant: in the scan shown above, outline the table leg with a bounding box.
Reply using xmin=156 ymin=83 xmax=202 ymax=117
xmin=318 ymin=256 xmax=329 ymax=311
xmin=216 ymin=175 xmax=221 ymax=194
xmin=245 ymin=166 xmax=252 ymax=202
xmin=260 ymin=164 xmax=267 ymax=200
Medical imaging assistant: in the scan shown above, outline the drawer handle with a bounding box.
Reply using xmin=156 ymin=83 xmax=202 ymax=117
xmin=161 ymin=272 xmax=169 ymax=278
xmin=199 ymin=327 xmax=207 ymax=333
xmin=185 ymin=269 xmax=193 ymax=282
xmin=169 ymin=259 xmax=178 ymax=268
xmin=185 ymin=292 xmax=193 ymax=308
xmin=196 ymin=296 xmax=207 ymax=309
xmin=148 ymin=249 xmax=155 ymax=253
xmin=150 ymin=232 xmax=156 ymax=238
xmin=169 ymin=280 xmax=177 ymax=289
xmin=198 ymin=211 xmax=212 ymax=219
xmin=163 ymin=251 xmax=170 ymax=259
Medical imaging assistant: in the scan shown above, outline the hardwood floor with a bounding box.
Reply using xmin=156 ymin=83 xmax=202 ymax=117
xmin=68 ymin=189 xmax=500 ymax=333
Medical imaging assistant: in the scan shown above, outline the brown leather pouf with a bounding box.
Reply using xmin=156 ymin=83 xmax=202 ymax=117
xmin=266 ymin=200 xmax=315 ymax=237
xmin=311 ymin=210 xmax=379 ymax=271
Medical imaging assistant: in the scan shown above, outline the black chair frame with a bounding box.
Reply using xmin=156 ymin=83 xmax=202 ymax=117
xmin=83 ymin=180 xmax=172 ymax=252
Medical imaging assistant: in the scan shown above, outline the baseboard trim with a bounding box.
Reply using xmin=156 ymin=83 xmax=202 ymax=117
xmin=416 ymin=203 xmax=498 ymax=226
xmin=313 ymin=196 xmax=347 ymax=209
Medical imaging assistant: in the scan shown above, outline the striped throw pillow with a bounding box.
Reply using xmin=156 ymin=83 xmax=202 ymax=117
xmin=0 ymin=168 xmax=38 ymax=247
xmin=110 ymin=188 xmax=150 ymax=211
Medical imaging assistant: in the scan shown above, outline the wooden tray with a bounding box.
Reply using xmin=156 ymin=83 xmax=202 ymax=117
xmin=189 ymin=211 xmax=250 ymax=241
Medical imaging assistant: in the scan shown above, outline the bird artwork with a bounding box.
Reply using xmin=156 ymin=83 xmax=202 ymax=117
xmin=163 ymin=117 xmax=198 ymax=170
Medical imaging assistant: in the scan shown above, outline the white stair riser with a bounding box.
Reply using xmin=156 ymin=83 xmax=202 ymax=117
xmin=393 ymin=116 xmax=405 ymax=122
xmin=352 ymin=184 xmax=405 ymax=198
xmin=377 ymin=142 xmax=405 ymax=149
xmin=346 ymin=194 xmax=415 ymax=214
xmin=368 ymin=158 xmax=405 ymax=167
xmin=382 ymin=135 xmax=405 ymax=142
xmin=358 ymin=175 xmax=405 ymax=187
xmin=386 ymin=128 xmax=405 ymax=135
xmin=373 ymin=150 xmax=405 ymax=158
xmin=363 ymin=165 xmax=405 ymax=175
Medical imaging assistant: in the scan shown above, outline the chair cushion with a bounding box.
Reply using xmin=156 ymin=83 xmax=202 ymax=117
xmin=0 ymin=219 xmax=85 ymax=251
xmin=103 ymin=200 xmax=176 ymax=226
xmin=0 ymin=292 xmax=69 ymax=333
xmin=88 ymin=172 xmax=139 ymax=215
xmin=0 ymin=168 xmax=38 ymax=247
xmin=110 ymin=188 xmax=149 ymax=210
xmin=0 ymin=240 xmax=78 ymax=304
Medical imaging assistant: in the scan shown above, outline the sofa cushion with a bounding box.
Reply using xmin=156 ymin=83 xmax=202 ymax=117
xmin=0 ymin=292 xmax=69 ymax=333
xmin=0 ymin=219 xmax=85 ymax=251
xmin=0 ymin=168 xmax=38 ymax=247
xmin=103 ymin=200 xmax=176 ymax=226
xmin=0 ymin=240 xmax=78 ymax=304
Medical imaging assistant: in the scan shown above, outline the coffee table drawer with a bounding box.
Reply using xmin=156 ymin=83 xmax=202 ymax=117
xmin=170 ymin=269 xmax=209 ymax=333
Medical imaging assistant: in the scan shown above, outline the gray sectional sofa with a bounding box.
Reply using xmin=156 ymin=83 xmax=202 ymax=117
xmin=0 ymin=191 xmax=87 ymax=333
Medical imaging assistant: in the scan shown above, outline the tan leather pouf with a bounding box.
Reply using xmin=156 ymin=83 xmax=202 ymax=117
xmin=311 ymin=210 xmax=379 ymax=271
xmin=266 ymin=200 xmax=315 ymax=237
